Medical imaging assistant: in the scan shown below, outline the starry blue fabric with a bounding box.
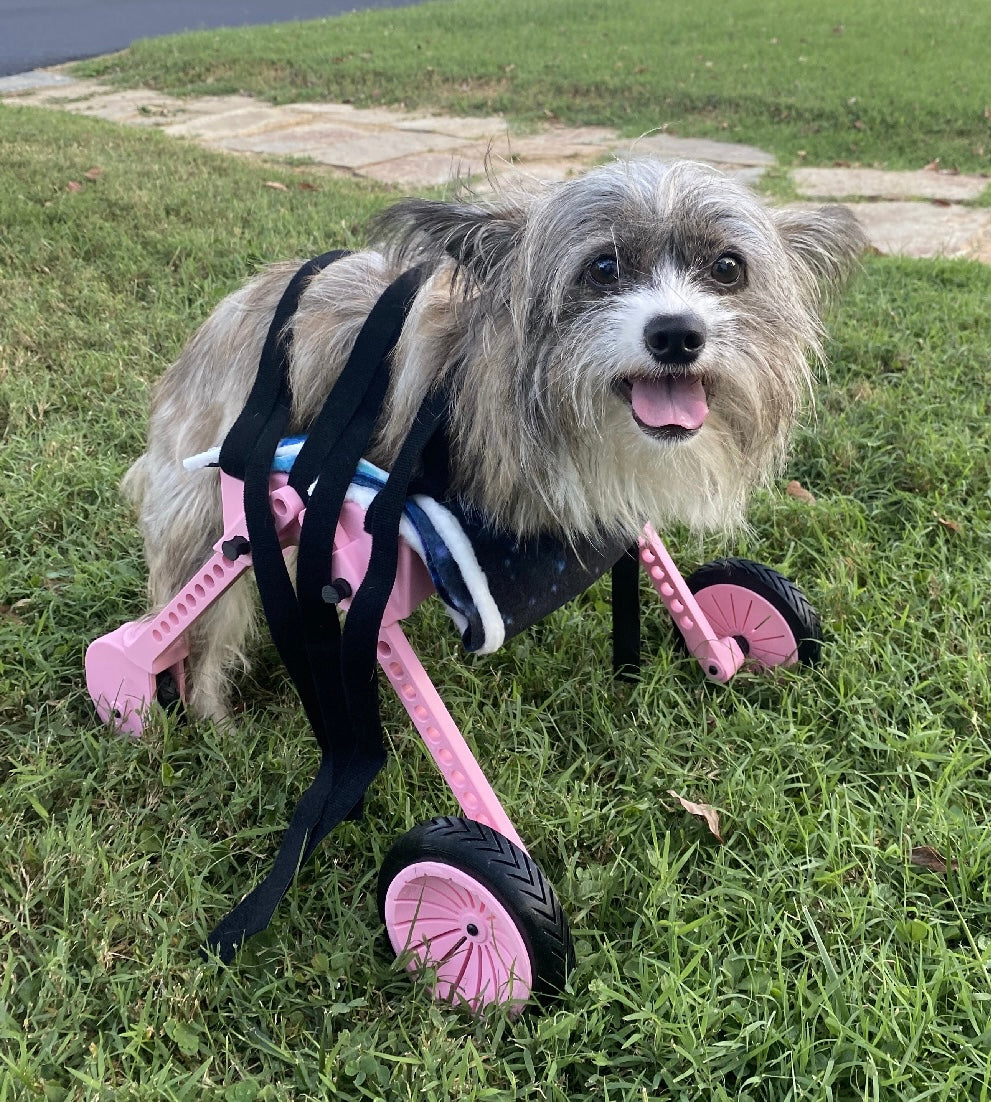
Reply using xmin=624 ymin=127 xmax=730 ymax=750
xmin=278 ymin=440 xmax=627 ymax=653
xmin=436 ymin=497 xmax=625 ymax=652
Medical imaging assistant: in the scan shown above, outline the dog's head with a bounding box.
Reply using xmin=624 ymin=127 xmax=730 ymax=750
xmin=377 ymin=159 xmax=866 ymax=540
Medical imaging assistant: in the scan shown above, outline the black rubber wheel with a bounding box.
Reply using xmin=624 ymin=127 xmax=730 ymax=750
xmin=377 ymin=817 xmax=573 ymax=1009
xmin=684 ymin=557 xmax=822 ymax=667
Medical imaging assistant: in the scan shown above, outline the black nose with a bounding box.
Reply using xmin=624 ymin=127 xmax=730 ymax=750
xmin=643 ymin=314 xmax=706 ymax=364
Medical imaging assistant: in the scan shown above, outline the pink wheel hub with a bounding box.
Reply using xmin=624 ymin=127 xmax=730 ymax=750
xmin=383 ymin=860 xmax=533 ymax=1012
xmin=692 ymin=583 xmax=799 ymax=667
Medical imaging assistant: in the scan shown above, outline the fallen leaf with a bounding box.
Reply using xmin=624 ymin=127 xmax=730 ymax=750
xmin=66 ymin=180 xmax=83 ymax=192
xmin=786 ymin=479 xmax=816 ymax=504
xmin=83 ymin=166 xmax=103 ymax=180
xmin=297 ymin=181 xmax=320 ymax=191
xmin=923 ymin=158 xmax=941 ymax=171
xmin=936 ymin=515 xmax=962 ymax=533
xmin=668 ymin=790 xmax=723 ymax=842
xmin=264 ymin=181 xmax=289 ymax=191
xmin=984 ymin=106 xmax=991 ymax=121
xmin=930 ymin=198 xmax=952 ymax=207
xmin=909 ymin=845 xmax=957 ymax=874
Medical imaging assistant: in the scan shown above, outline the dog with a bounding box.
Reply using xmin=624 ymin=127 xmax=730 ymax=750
xmin=122 ymin=157 xmax=865 ymax=721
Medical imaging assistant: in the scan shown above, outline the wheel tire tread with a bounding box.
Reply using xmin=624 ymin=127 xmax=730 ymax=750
xmin=685 ymin=556 xmax=822 ymax=665
xmin=378 ymin=817 xmax=573 ymax=1000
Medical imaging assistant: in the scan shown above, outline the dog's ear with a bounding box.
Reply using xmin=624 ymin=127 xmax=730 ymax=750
xmin=373 ymin=197 xmax=525 ymax=282
xmin=771 ymin=204 xmax=868 ymax=304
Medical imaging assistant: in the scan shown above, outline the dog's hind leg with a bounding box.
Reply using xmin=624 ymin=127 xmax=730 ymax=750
xmin=180 ymin=576 xmax=258 ymax=722
xmin=133 ymin=459 xmax=258 ymax=722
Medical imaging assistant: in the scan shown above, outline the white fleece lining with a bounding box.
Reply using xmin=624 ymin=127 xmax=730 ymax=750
xmin=410 ymin=493 xmax=505 ymax=654
xmin=342 ymin=483 xmax=501 ymax=650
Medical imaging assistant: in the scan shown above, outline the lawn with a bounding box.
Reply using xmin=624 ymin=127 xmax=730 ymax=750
xmin=74 ymin=0 xmax=991 ymax=172
xmin=2 ymin=21 xmax=991 ymax=1102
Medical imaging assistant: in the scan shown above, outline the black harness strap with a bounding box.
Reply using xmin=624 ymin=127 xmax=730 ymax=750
xmin=207 ymin=257 xmax=435 ymax=961
xmin=295 ymin=385 xmax=449 ymax=869
xmin=219 ymin=251 xmax=350 ymax=483
xmin=286 ymin=265 xmax=427 ymax=501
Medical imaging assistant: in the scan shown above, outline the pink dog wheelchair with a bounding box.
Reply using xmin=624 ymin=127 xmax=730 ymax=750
xmin=86 ymin=254 xmax=821 ymax=1013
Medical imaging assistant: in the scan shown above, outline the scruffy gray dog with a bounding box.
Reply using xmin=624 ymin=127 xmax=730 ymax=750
xmin=123 ymin=157 xmax=865 ymax=720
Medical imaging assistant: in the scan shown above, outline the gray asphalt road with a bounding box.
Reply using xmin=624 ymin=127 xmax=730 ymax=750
xmin=0 ymin=0 xmax=424 ymax=77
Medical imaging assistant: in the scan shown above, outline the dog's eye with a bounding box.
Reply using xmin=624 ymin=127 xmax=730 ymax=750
xmin=710 ymin=254 xmax=745 ymax=287
xmin=585 ymin=254 xmax=621 ymax=289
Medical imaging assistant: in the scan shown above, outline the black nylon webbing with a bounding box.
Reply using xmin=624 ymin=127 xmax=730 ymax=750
xmin=218 ymin=251 xmax=350 ymax=483
xmin=287 ymin=266 xmax=427 ymax=499
xmin=206 ymin=257 xmax=435 ymax=961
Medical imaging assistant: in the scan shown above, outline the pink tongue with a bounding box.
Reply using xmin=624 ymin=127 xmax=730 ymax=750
xmin=631 ymin=376 xmax=709 ymax=430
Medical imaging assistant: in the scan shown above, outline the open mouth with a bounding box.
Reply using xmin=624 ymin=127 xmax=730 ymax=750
xmin=616 ymin=372 xmax=709 ymax=440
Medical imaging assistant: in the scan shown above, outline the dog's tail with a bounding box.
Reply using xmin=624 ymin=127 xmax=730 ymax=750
xmin=121 ymin=453 xmax=148 ymax=510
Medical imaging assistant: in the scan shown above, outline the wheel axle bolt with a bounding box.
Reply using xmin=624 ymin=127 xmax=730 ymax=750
xmin=466 ymin=923 xmax=479 ymax=937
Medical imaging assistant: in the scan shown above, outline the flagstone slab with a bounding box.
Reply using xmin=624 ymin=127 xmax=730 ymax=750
xmin=163 ymin=94 xmax=264 ymax=118
xmin=357 ymin=151 xmax=479 ymax=188
xmin=794 ymin=166 xmax=988 ymax=202
xmin=625 ymin=133 xmax=777 ymax=166
xmin=499 ymin=141 xmax=602 ymax=169
xmin=215 ymin=124 xmax=465 ymax=168
xmin=58 ymin=89 xmax=186 ymax=123
xmin=844 ymin=201 xmax=991 ymax=259
xmin=527 ymin=125 xmax=623 ymax=148
xmin=165 ymin=105 xmax=316 ymax=138
xmin=392 ymin=114 xmax=511 ymax=140
xmin=292 ymin=102 xmax=430 ymax=127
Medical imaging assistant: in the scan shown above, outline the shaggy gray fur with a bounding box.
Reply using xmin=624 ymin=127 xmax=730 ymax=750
xmin=123 ymin=158 xmax=865 ymax=718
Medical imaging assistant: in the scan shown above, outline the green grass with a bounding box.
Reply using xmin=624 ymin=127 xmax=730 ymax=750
xmin=73 ymin=0 xmax=991 ymax=172
xmin=2 ymin=102 xmax=991 ymax=1100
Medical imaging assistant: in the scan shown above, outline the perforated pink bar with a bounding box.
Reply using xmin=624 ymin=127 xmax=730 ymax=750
xmin=86 ymin=473 xmax=307 ymax=734
xmin=89 ymin=470 xmax=530 ymax=865
xmin=638 ymin=524 xmax=745 ymax=682
xmin=377 ymin=622 xmax=527 ymax=854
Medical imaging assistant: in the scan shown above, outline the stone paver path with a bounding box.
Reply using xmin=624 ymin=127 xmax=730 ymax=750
xmin=3 ymin=68 xmax=989 ymax=264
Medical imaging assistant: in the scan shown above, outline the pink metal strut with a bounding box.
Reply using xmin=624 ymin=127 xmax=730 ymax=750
xmin=87 ymin=476 xmax=741 ymax=846
xmin=638 ymin=524 xmax=746 ymax=683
